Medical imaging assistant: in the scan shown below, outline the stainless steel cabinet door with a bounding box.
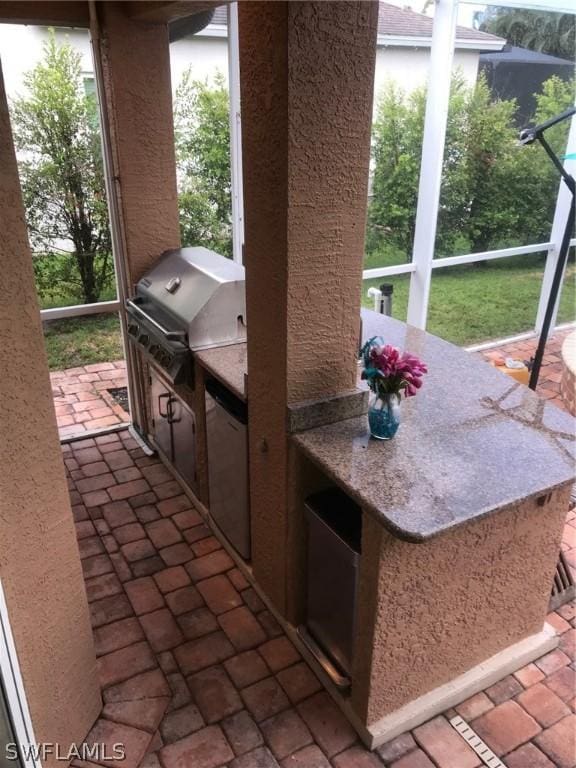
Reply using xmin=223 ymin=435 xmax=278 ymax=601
xmin=170 ymin=395 xmax=197 ymax=492
xmin=206 ymin=394 xmax=249 ymax=559
xmin=150 ymin=370 xmax=172 ymax=460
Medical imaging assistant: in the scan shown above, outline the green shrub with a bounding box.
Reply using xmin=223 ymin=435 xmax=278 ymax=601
xmin=368 ymin=73 xmax=574 ymax=262
xmin=174 ymin=70 xmax=232 ymax=257
xmin=11 ymin=32 xmax=113 ymax=305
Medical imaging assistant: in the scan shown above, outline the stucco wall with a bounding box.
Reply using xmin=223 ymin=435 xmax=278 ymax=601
xmin=238 ymin=0 xmax=290 ymax=612
xmin=98 ymin=2 xmax=180 ymax=286
xmin=0 ymin=61 xmax=100 ymax=762
xmin=351 ymin=488 xmax=570 ymax=725
xmin=284 ymin=1 xmax=377 ymax=404
xmin=239 ymin=1 xmax=377 ymax=613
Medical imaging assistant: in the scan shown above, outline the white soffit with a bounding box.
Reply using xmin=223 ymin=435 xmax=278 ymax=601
xmin=460 ymin=0 xmax=576 ymax=12
xmin=377 ymin=34 xmax=505 ymax=50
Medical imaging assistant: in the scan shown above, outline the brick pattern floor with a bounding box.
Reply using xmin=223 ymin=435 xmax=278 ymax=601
xmin=479 ymin=327 xmax=573 ymax=414
xmin=63 ymin=432 xmax=576 ymax=768
xmin=52 ymin=359 xmax=129 ymax=440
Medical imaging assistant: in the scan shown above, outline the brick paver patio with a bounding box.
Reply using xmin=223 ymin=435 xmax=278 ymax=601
xmin=52 ymin=327 xmax=574 ymax=441
xmin=479 ymin=327 xmax=573 ymax=414
xmin=52 ymin=359 xmax=129 ymax=440
xmin=64 ymin=431 xmax=576 ymax=768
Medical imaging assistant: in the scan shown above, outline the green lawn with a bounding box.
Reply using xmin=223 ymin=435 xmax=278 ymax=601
xmin=43 ymin=313 xmax=124 ymax=370
xmin=363 ymin=252 xmax=575 ymax=346
xmin=41 ymin=254 xmax=575 ymax=371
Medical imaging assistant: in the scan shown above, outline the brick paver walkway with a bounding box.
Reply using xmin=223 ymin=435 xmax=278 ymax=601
xmin=479 ymin=327 xmax=573 ymax=414
xmin=52 ymin=359 xmax=128 ymax=440
xmin=64 ymin=432 xmax=576 ymax=768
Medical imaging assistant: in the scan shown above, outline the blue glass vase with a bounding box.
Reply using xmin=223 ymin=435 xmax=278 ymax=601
xmin=368 ymin=391 xmax=401 ymax=440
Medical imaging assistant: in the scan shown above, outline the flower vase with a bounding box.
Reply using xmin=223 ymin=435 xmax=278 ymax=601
xmin=368 ymin=391 xmax=401 ymax=440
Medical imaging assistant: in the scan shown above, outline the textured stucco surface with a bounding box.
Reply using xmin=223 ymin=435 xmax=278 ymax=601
xmin=239 ymin=1 xmax=290 ymax=612
xmin=97 ymin=3 xmax=181 ymax=436
xmin=351 ymin=488 xmax=570 ymax=726
xmin=285 ymin=1 xmax=378 ymax=404
xmin=239 ymin=1 xmax=377 ymax=613
xmin=0 ymin=63 xmax=100 ymax=760
xmin=98 ymin=2 xmax=180 ymax=285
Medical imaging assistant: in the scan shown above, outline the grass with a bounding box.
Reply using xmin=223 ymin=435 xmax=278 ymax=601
xmin=43 ymin=313 xmax=124 ymax=371
xmin=363 ymin=252 xmax=576 ymax=346
xmin=41 ymin=254 xmax=575 ymax=371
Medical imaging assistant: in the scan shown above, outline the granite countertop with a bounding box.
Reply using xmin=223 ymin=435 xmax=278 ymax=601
xmin=293 ymin=311 xmax=576 ymax=542
xmin=195 ymin=343 xmax=247 ymax=401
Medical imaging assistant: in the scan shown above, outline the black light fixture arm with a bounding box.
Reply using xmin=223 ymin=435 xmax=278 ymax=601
xmin=519 ymin=107 xmax=576 ymax=391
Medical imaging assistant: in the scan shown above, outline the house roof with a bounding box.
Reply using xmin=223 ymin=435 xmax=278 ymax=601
xmin=206 ymin=2 xmax=505 ymax=52
xmin=378 ymin=3 xmax=503 ymax=47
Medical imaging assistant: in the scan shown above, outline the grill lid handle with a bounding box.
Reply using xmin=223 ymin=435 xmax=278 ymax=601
xmin=125 ymin=298 xmax=187 ymax=343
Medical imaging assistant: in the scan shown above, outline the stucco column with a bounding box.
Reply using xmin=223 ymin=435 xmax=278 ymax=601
xmin=239 ymin=2 xmax=378 ymax=611
xmin=0 ymin=61 xmax=101 ymax=762
xmin=95 ymin=2 xmax=180 ymax=285
xmin=94 ymin=2 xmax=181 ymax=435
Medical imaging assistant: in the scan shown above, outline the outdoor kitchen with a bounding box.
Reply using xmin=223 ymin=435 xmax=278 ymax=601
xmin=121 ymin=244 xmax=575 ymax=748
xmin=2 ymin=1 xmax=575 ymax=766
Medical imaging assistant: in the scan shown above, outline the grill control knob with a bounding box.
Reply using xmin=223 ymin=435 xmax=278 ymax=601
xmin=149 ymin=344 xmax=159 ymax=358
xmin=138 ymin=333 xmax=150 ymax=347
xmin=128 ymin=323 xmax=138 ymax=337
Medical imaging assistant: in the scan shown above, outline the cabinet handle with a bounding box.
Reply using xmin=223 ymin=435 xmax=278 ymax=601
xmin=168 ymin=395 xmax=182 ymax=424
xmin=158 ymin=393 xmax=170 ymax=418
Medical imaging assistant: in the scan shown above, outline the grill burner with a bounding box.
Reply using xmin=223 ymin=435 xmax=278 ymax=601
xmin=126 ymin=247 xmax=246 ymax=386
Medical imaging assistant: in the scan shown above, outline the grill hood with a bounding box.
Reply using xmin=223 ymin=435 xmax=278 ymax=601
xmin=131 ymin=247 xmax=246 ymax=351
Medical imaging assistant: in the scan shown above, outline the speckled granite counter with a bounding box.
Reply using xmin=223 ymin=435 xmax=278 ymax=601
xmin=195 ymin=343 xmax=247 ymax=401
xmin=293 ymin=311 xmax=576 ymax=541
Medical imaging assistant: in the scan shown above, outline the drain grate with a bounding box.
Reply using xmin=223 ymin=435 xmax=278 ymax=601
xmin=107 ymin=386 xmax=130 ymax=414
xmin=549 ymin=551 xmax=576 ymax=612
xmin=549 ymin=488 xmax=576 ymax=612
xmin=449 ymin=716 xmax=506 ymax=768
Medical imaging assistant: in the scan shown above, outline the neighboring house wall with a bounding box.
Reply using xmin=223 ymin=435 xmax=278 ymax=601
xmin=0 ymin=25 xmax=93 ymax=96
xmin=0 ymin=24 xmax=228 ymax=99
xmin=374 ymin=46 xmax=480 ymax=99
xmin=170 ymin=34 xmax=228 ymax=89
xmin=0 ymin=22 xmax=483 ymax=105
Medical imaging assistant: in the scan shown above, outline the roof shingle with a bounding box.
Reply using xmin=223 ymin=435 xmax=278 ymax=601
xmin=377 ymin=2 xmax=503 ymax=43
xmin=207 ymin=2 xmax=504 ymax=49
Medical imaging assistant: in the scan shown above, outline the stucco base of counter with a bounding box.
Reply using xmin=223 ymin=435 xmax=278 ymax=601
xmin=348 ymin=622 xmax=557 ymax=749
xmin=348 ymin=487 xmax=570 ymax=746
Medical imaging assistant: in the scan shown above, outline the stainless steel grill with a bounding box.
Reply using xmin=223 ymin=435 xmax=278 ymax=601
xmin=126 ymin=247 xmax=246 ymax=384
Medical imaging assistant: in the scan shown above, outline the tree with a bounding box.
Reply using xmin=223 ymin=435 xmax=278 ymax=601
xmin=439 ymin=74 xmax=520 ymax=254
xmin=367 ymin=73 xmax=574 ymax=262
xmin=368 ymin=83 xmax=426 ymax=258
xmin=481 ymin=8 xmax=575 ymax=60
xmin=174 ymin=70 xmax=232 ymax=257
xmin=507 ymin=75 xmax=575 ymax=245
xmin=11 ymin=32 xmax=112 ymax=305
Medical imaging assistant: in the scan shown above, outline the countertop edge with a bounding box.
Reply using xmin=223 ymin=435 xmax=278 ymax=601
xmin=293 ymin=433 xmax=575 ymax=543
xmin=195 ymin=345 xmax=247 ymax=402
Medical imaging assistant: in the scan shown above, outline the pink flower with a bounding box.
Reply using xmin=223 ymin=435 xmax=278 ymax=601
xmin=363 ymin=341 xmax=427 ymax=398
